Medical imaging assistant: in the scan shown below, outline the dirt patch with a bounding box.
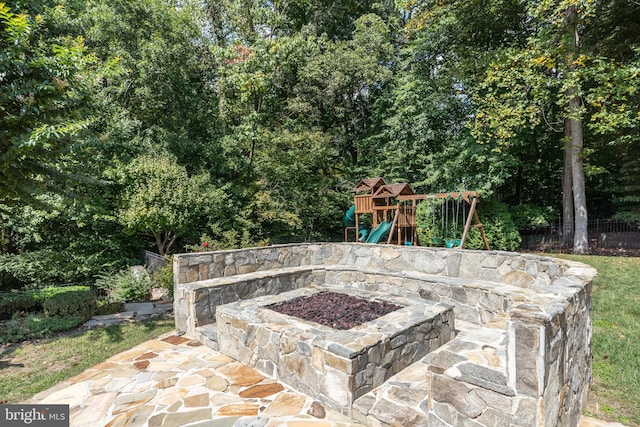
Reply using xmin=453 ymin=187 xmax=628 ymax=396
xmin=266 ymin=291 xmax=402 ymax=330
xmin=584 ymin=376 xmax=634 ymax=425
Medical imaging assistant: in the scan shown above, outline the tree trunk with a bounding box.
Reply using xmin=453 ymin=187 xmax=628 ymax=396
xmin=569 ymin=92 xmax=589 ymax=254
xmin=565 ymin=5 xmax=589 ymax=255
xmin=154 ymin=231 xmax=166 ymax=256
xmin=561 ymin=118 xmax=574 ymax=248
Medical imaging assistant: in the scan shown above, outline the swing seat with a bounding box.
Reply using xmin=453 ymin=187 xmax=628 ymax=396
xmin=445 ymin=239 xmax=462 ymax=248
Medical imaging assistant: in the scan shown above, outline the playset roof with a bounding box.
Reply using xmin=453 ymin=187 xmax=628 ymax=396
xmin=372 ymin=183 xmax=415 ymax=199
xmin=353 ymin=177 xmax=386 ymax=193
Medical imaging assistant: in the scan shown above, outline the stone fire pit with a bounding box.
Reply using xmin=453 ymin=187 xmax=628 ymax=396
xmin=173 ymin=243 xmax=596 ymax=426
xmin=215 ymin=285 xmax=455 ymax=409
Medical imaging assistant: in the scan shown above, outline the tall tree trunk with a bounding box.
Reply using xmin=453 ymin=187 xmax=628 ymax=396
xmin=561 ymin=118 xmax=574 ymax=248
xmin=568 ymin=92 xmax=589 ymax=254
xmin=565 ymin=5 xmax=589 ymax=255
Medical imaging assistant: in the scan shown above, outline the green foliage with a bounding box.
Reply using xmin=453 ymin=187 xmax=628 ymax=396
xmin=118 ymin=153 xmax=228 ymax=255
xmin=416 ymin=199 xmax=445 ymax=245
xmin=0 ymin=2 xmax=102 ymax=207
xmin=465 ymin=200 xmax=521 ymax=251
xmin=0 ymin=312 xmax=85 ymax=345
xmin=0 ymin=285 xmax=91 ymax=320
xmin=31 ymin=285 xmax=92 ymax=301
xmin=80 ymin=0 xmax=221 ymax=172
xmin=0 ymin=197 xmax=139 ymax=289
xmin=151 ymin=262 xmax=174 ymax=299
xmin=42 ymin=289 xmax=96 ymax=321
xmin=415 ymin=198 xmax=520 ymax=251
xmin=1 ymin=0 xmax=639 ymax=280
xmin=510 ymin=204 xmax=557 ymax=230
xmin=95 ymin=268 xmax=152 ymax=303
xmin=0 ymin=291 xmax=39 ymax=320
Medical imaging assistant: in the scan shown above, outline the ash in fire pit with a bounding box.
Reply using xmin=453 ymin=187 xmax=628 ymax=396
xmin=266 ymin=291 xmax=402 ymax=330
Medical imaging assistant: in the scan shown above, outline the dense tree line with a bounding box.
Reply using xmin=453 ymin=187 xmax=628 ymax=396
xmin=1 ymin=0 xmax=638 ymax=288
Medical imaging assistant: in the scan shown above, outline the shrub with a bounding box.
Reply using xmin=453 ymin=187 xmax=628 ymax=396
xmin=30 ymin=285 xmax=92 ymax=304
xmin=464 ymin=199 xmax=522 ymax=251
xmin=0 ymin=313 xmax=84 ymax=345
xmin=95 ymin=268 xmax=153 ymax=303
xmin=0 ymin=244 xmax=136 ymax=290
xmin=43 ymin=289 xmax=97 ymax=322
xmin=510 ymin=204 xmax=556 ymax=230
xmin=0 ymin=292 xmax=40 ymax=320
xmin=151 ymin=261 xmax=174 ymax=298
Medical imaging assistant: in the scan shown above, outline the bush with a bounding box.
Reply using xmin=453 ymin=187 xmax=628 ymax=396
xmin=510 ymin=204 xmax=556 ymax=230
xmin=43 ymin=289 xmax=97 ymax=322
xmin=30 ymin=285 xmax=92 ymax=304
xmin=0 ymin=244 xmax=136 ymax=290
xmin=0 ymin=313 xmax=85 ymax=345
xmin=151 ymin=262 xmax=174 ymax=299
xmin=95 ymin=268 xmax=153 ymax=303
xmin=0 ymin=292 xmax=40 ymax=320
xmin=464 ymin=199 xmax=521 ymax=251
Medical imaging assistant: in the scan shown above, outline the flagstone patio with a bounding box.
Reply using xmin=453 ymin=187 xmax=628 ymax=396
xmin=25 ymin=330 xmax=361 ymax=427
xmin=24 ymin=329 xmax=626 ymax=426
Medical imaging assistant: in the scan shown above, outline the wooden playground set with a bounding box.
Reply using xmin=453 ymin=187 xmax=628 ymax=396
xmin=343 ymin=178 xmax=490 ymax=249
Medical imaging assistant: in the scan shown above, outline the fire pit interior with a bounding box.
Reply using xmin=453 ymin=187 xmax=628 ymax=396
xmin=266 ymin=291 xmax=403 ymax=330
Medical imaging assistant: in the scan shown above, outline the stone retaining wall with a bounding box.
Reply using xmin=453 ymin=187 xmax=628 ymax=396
xmin=174 ymin=243 xmax=564 ymax=286
xmin=173 ymin=243 xmax=596 ymax=426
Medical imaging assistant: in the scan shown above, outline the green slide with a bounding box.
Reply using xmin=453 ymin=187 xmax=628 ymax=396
xmin=366 ymin=222 xmax=392 ymax=243
xmin=342 ymin=205 xmax=356 ymax=227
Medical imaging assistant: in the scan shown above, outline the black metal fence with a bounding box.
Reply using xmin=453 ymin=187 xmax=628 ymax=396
xmin=519 ymin=219 xmax=640 ymax=250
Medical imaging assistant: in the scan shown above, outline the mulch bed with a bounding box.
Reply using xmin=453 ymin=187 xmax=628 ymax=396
xmin=266 ymin=291 xmax=402 ymax=330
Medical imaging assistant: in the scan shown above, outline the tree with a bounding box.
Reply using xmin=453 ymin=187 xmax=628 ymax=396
xmin=207 ymin=10 xmax=395 ymax=241
xmin=79 ymin=0 xmax=223 ymax=172
xmin=366 ymin=0 xmax=531 ymax=195
xmin=0 ymin=191 xmax=140 ymax=288
xmin=562 ymin=2 xmax=589 ymax=254
xmin=460 ymin=2 xmax=588 ymax=253
xmin=118 ymin=154 xmax=227 ymax=255
xmin=471 ymin=0 xmax=640 ymax=253
xmin=293 ymin=14 xmax=395 ymax=166
xmin=0 ymin=2 xmax=101 ymax=208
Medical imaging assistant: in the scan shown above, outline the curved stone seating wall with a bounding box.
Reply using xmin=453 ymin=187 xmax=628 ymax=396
xmin=173 ymin=243 xmax=596 ymax=426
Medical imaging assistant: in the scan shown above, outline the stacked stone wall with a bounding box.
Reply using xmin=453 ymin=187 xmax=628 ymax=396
xmin=173 ymin=243 xmax=567 ymax=288
xmin=173 ymin=243 xmax=595 ymax=426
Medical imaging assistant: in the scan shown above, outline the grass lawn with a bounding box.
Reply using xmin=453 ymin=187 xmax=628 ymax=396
xmin=552 ymin=254 xmax=640 ymax=426
xmin=0 ymin=316 xmax=174 ymax=404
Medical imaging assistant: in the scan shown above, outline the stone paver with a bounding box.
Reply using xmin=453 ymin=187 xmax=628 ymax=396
xmin=24 ymin=331 xmax=363 ymax=427
xmin=23 ymin=329 xmax=626 ymax=427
